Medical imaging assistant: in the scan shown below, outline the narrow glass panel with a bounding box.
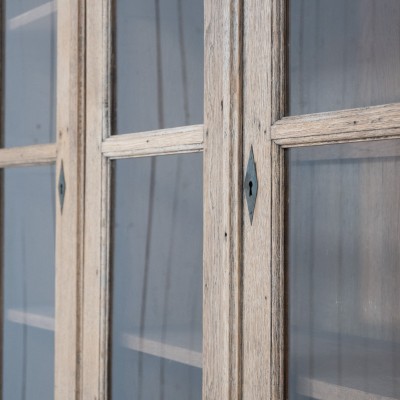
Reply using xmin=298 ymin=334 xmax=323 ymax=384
xmin=286 ymin=140 xmax=400 ymax=399
xmin=115 ymin=0 xmax=203 ymax=134
xmin=4 ymin=0 xmax=56 ymax=147
xmin=2 ymin=165 xmax=55 ymax=399
xmin=111 ymin=153 xmax=203 ymax=399
xmin=288 ymin=0 xmax=400 ymax=115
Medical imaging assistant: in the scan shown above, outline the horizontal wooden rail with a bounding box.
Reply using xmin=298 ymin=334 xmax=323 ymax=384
xmin=272 ymin=103 xmax=400 ymax=144
xmin=102 ymin=125 xmax=204 ymax=159
xmin=0 ymin=143 xmax=57 ymax=168
xmin=274 ymin=128 xmax=400 ymax=148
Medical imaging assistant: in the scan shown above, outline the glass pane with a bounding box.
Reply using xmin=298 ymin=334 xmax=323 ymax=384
xmin=286 ymin=140 xmax=400 ymax=400
xmin=115 ymin=0 xmax=203 ymax=134
xmin=2 ymin=165 xmax=55 ymax=399
xmin=111 ymin=153 xmax=203 ymax=399
xmin=4 ymin=0 xmax=57 ymax=147
xmin=288 ymin=0 xmax=400 ymax=116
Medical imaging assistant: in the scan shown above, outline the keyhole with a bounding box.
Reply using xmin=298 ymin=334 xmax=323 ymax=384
xmin=59 ymin=183 xmax=64 ymax=195
xmin=249 ymin=180 xmax=253 ymax=196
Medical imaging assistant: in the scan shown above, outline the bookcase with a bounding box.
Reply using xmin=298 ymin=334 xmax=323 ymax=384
xmin=1 ymin=1 xmax=400 ymax=399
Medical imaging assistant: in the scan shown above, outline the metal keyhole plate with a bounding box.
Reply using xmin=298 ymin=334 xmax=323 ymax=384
xmin=244 ymin=146 xmax=258 ymax=224
xmin=58 ymin=162 xmax=66 ymax=212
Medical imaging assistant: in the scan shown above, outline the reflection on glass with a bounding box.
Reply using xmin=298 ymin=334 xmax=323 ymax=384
xmin=111 ymin=154 xmax=203 ymax=399
xmin=115 ymin=0 xmax=203 ymax=134
xmin=4 ymin=0 xmax=57 ymax=147
xmin=2 ymin=165 xmax=55 ymax=399
xmin=288 ymin=0 xmax=400 ymax=115
xmin=287 ymin=140 xmax=400 ymax=400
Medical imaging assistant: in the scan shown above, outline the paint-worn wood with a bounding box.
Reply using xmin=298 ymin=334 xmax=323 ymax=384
xmin=54 ymin=0 xmax=85 ymax=398
xmin=271 ymin=142 xmax=285 ymax=400
xmin=204 ymin=0 xmax=243 ymax=398
xmin=272 ymin=0 xmax=286 ymax=121
xmin=0 ymin=2 xmax=4 ymax=395
xmin=85 ymin=1 xmax=206 ymax=399
xmin=274 ymin=127 xmax=400 ymax=147
xmin=102 ymin=125 xmax=203 ymax=158
xmin=0 ymin=143 xmax=56 ymax=167
xmin=242 ymin=0 xmax=284 ymax=398
xmin=82 ymin=0 xmax=112 ymax=398
xmin=272 ymin=103 xmax=400 ymax=140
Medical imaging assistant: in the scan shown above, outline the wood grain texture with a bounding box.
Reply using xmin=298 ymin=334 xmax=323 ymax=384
xmin=82 ymin=0 xmax=111 ymax=399
xmin=0 ymin=0 xmax=3 ymax=396
xmin=102 ymin=125 xmax=203 ymax=158
xmin=0 ymin=143 xmax=56 ymax=167
xmin=272 ymin=0 xmax=286 ymax=121
xmin=272 ymin=103 xmax=400 ymax=141
xmin=271 ymin=143 xmax=285 ymax=400
xmin=274 ymin=127 xmax=400 ymax=147
xmin=242 ymin=0 xmax=284 ymax=398
xmin=54 ymin=0 xmax=85 ymax=399
xmin=203 ymin=0 xmax=243 ymax=398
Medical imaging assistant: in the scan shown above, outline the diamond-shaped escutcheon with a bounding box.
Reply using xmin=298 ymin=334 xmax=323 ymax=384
xmin=58 ymin=162 xmax=66 ymax=212
xmin=244 ymin=146 xmax=258 ymax=224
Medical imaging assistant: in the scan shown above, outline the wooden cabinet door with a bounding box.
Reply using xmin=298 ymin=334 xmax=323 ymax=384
xmin=0 ymin=1 xmax=84 ymax=399
xmin=82 ymin=1 xmax=243 ymax=399
xmin=259 ymin=1 xmax=400 ymax=400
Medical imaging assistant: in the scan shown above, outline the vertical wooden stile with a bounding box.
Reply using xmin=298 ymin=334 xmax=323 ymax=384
xmin=55 ymin=0 xmax=86 ymax=398
xmin=271 ymin=141 xmax=285 ymax=400
xmin=242 ymin=0 xmax=285 ymax=398
xmin=0 ymin=0 xmax=4 ymax=397
xmin=203 ymin=0 xmax=243 ymax=398
xmin=82 ymin=0 xmax=112 ymax=398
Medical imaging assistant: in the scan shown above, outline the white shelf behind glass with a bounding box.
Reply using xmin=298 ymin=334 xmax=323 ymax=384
xmin=6 ymin=307 xmax=55 ymax=331
xmin=121 ymin=329 xmax=202 ymax=368
xmin=6 ymin=308 xmax=202 ymax=368
xmin=8 ymin=1 xmax=56 ymax=30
